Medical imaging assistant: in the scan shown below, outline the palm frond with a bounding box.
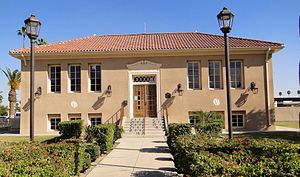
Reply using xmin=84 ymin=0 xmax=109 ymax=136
xmin=2 ymin=68 xmax=21 ymax=90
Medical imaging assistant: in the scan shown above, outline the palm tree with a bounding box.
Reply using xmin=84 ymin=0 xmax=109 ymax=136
xmin=36 ymin=38 xmax=48 ymax=45
xmin=0 ymin=91 xmax=3 ymax=104
xmin=2 ymin=69 xmax=21 ymax=118
xmin=17 ymin=26 xmax=27 ymax=48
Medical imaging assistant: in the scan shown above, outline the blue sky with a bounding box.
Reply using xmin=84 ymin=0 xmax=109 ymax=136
xmin=0 ymin=0 xmax=299 ymax=105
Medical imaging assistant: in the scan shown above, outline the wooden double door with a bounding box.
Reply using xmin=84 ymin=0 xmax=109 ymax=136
xmin=133 ymin=85 xmax=157 ymax=118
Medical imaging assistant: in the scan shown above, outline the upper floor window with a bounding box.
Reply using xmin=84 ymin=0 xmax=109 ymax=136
xmin=230 ymin=61 xmax=243 ymax=88
xmin=49 ymin=65 xmax=61 ymax=93
xmin=208 ymin=61 xmax=222 ymax=89
xmin=69 ymin=65 xmax=81 ymax=92
xmin=89 ymin=64 xmax=101 ymax=92
xmin=187 ymin=62 xmax=200 ymax=89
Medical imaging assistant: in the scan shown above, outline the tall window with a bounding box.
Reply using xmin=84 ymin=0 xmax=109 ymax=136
xmin=232 ymin=112 xmax=244 ymax=128
xmin=89 ymin=64 xmax=101 ymax=92
xmin=49 ymin=65 xmax=61 ymax=93
xmin=208 ymin=61 xmax=222 ymax=89
xmin=187 ymin=62 xmax=200 ymax=89
xmin=48 ymin=114 xmax=61 ymax=130
xmin=69 ymin=65 xmax=81 ymax=92
xmin=230 ymin=61 xmax=243 ymax=88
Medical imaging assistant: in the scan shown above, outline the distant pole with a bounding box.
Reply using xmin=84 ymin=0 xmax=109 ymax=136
xmin=144 ymin=22 xmax=147 ymax=33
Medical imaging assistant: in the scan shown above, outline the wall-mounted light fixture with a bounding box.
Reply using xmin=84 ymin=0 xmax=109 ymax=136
xmin=105 ymin=85 xmax=112 ymax=97
xmin=175 ymin=84 xmax=184 ymax=96
xmin=34 ymin=86 xmax=42 ymax=99
xmin=249 ymin=82 xmax=258 ymax=94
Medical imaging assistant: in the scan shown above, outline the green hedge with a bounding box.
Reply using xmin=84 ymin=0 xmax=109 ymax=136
xmin=58 ymin=120 xmax=83 ymax=139
xmin=193 ymin=111 xmax=224 ymax=138
xmin=0 ymin=140 xmax=89 ymax=176
xmin=85 ymin=124 xmax=116 ymax=153
xmin=85 ymin=143 xmax=100 ymax=162
xmin=81 ymin=152 xmax=91 ymax=173
xmin=171 ymin=134 xmax=300 ymax=176
xmin=166 ymin=123 xmax=192 ymax=154
xmin=114 ymin=125 xmax=124 ymax=141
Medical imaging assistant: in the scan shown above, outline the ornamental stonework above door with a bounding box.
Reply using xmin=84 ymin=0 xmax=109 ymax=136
xmin=127 ymin=60 xmax=162 ymax=70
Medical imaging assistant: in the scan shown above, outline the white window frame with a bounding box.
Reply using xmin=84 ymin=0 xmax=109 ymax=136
xmin=89 ymin=64 xmax=101 ymax=92
xmin=187 ymin=61 xmax=201 ymax=90
xmin=230 ymin=60 xmax=244 ymax=89
xmin=48 ymin=65 xmax=61 ymax=93
xmin=232 ymin=112 xmax=245 ymax=128
xmin=208 ymin=61 xmax=222 ymax=89
xmin=88 ymin=113 xmax=102 ymax=126
xmin=68 ymin=113 xmax=81 ymax=121
xmin=48 ymin=114 xmax=61 ymax=131
xmin=188 ymin=111 xmax=200 ymax=125
xmin=69 ymin=65 xmax=81 ymax=92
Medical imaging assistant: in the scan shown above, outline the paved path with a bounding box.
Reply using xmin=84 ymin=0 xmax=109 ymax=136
xmin=87 ymin=136 xmax=177 ymax=177
xmin=275 ymin=126 xmax=299 ymax=131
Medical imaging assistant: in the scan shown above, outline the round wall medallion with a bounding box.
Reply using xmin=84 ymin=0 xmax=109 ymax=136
xmin=71 ymin=101 xmax=78 ymax=108
xmin=213 ymin=98 xmax=220 ymax=106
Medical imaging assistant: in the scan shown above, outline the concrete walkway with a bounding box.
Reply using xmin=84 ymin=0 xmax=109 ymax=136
xmin=275 ymin=126 xmax=299 ymax=131
xmin=87 ymin=136 xmax=177 ymax=177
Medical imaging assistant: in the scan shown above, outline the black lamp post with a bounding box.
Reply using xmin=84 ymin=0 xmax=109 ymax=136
xmin=24 ymin=14 xmax=41 ymax=141
xmin=217 ymin=7 xmax=234 ymax=139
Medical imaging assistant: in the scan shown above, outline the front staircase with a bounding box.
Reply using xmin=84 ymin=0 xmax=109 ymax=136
xmin=123 ymin=117 xmax=166 ymax=137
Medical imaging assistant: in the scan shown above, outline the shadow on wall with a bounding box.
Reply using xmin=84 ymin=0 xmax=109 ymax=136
xmin=235 ymin=93 xmax=249 ymax=107
xmin=161 ymin=96 xmax=175 ymax=109
xmin=246 ymin=109 xmax=273 ymax=130
xmin=22 ymin=99 xmax=30 ymax=112
xmin=92 ymin=96 xmax=105 ymax=110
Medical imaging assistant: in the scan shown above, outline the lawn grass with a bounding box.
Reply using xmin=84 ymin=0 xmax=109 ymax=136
xmin=237 ymin=131 xmax=300 ymax=144
xmin=275 ymin=121 xmax=299 ymax=129
xmin=0 ymin=135 xmax=58 ymax=143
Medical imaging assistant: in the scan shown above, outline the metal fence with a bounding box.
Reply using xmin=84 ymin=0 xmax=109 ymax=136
xmin=0 ymin=118 xmax=20 ymax=133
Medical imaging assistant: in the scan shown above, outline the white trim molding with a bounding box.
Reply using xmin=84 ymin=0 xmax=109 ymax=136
xmin=127 ymin=60 xmax=161 ymax=118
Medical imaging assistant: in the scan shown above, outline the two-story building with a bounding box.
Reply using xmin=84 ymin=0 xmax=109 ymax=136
xmin=9 ymin=32 xmax=283 ymax=135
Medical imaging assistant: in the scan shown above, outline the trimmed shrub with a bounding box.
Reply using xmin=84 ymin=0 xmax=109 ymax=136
xmin=171 ymin=134 xmax=300 ymax=176
xmin=88 ymin=124 xmax=115 ymax=153
xmin=85 ymin=125 xmax=96 ymax=143
xmin=0 ymin=141 xmax=86 ymax=176
xmin=166 ymin=123 xmax=191 ymax=153
xmin=193 ymin=111 xmax=224 ymax=138
xmin=81 ymin=152 xmax=91 ymax=173
xmin=114 ymin=125 xmax=124 ymax=141
xmin=85 ymin=144 xmax=100 ymax=162
xmin=58 ymin=120 xmax=83 ymax=139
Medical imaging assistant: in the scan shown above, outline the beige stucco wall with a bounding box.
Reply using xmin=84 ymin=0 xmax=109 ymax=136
xmin=19 ymin=51 xmax=274 ymax=134
xmin=275 ymin=107 xmax=300 ymax=122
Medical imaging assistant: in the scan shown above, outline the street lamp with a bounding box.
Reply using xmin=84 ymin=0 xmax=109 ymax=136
xmin=217 ymin=7 xmax=234 ymax=139
xmin=24 ymin=14 xmax=41 ymax=141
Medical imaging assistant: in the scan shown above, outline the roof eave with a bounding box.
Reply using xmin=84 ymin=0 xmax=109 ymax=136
xmin=9 ymin=45 xmax=284 ymax=60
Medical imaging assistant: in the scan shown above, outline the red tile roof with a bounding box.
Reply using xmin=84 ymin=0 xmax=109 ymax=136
xmin=10 ymin=32 xmax=283 ymax=54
